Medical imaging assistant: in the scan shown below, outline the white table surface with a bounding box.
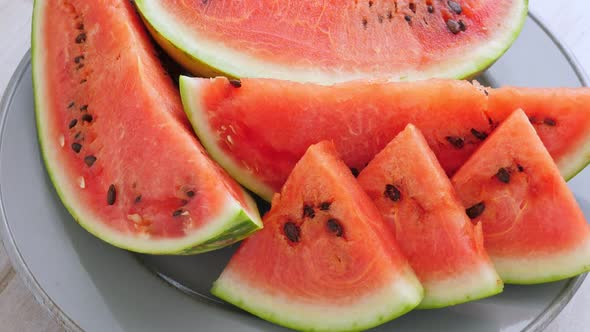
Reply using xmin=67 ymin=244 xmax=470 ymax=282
xmin=1 ymin=0 xmax=589 ymax=331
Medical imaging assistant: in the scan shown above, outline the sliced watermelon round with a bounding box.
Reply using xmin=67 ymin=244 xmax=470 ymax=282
xmin=357 ymin=124 xmax=502 ymax=308
xmin=212 ymin=141 xmax=423 ymax=331
xmin=134 ymin=0 xmax=527 ymax=84
xmin=32 ymin=0 xmax=261 ymax=254
xmin=452 ymin=110 xmax=590 ymax=284
xmin=179 ymin=76 xmax=590 ymax=201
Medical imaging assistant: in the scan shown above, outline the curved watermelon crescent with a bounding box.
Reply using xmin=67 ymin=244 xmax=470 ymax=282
xmin=32 ymin=0 xmax=262 ymax=255
xmin=135 ymin=0 xmax=528 ymax=84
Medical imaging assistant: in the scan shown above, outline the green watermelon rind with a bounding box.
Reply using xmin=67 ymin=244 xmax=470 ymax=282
xmin=417 ymin=264 xmax=503 ymax=309
xmin=31 ymin=0 xmax=262 ymax=255
xmin=492 ymin=239 xmax=590 ymax=285
xmin=211 ymin=267 xmax=424 ymax=332
xmin=179 ymin=76 xmax=276 ymax=201
xmin=134 ymin=0 xmax=528 ymax=84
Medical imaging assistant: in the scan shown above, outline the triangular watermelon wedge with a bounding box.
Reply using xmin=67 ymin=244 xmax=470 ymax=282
xmin=212 ymin=142 xmax=423 ymax=331
xmin=452 ymin=109 xmax=590 ymax=284
xmin=357 ymin=125 xmax=503 ymax=309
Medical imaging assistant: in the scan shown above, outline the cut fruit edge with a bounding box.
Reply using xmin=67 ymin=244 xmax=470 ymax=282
xmin=418 ymin=263 xmax=503 ymax=309
xmin=180 ymin=76 xmax=276 ymax=201
xmin=211 ymin=266 xmax=423 ymax=332
xmin=31 ymin=1 xmax=262 ymax=255
xmin=492 ymin=237 xmax=590 ymax=284
xmin=136 ymin=0 xmax=528 ymax=84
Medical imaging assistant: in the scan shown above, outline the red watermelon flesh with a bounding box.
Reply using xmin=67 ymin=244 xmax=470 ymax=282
xmin=358 ymin=124 xmax=502 ymax=308
xmin=134 ymin=0 xmax=527 ymax=83
xmin=452 ymin=109 xmax=590 ymax=284
xmin=211 ymin=142 xmax=423 ymax=332
xmin=180 ymin=76 xmax=590 ymax=201
xmin=32 ymin=0 xmax=261 ymax=254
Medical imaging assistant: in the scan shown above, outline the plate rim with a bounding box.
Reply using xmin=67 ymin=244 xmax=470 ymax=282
xmin=0 ymin=11 xmax=587 ymax=332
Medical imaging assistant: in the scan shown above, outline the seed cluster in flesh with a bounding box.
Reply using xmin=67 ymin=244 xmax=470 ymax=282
xmin=357 ymin=0 xmax=469 ymax=34
xmin=465 ymin=163 xmax=526 ymax=220
xmin=282 ymin=201 xmax=344 ymax=244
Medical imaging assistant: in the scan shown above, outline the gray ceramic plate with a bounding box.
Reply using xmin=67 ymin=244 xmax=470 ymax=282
xmin=1 ymin=12 xmax=590 ymax=332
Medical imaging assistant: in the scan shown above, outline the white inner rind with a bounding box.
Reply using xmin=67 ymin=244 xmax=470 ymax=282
xmin=180 ymin=77 xmax=276 ymax=201
xmin=492 ymin=237 xmax=590 ymax=284
xmin=136 ymin=0 xmax=527 ymax=84
xmin=558 ymin=132 xmax=590 ymax=180
xmin=212 ymin=267 xmax=424 ymax=332
xmin=32 ymin=0 xmax=262 ymax=254
xmin=419 ymin=263 xmax=503 ymax=309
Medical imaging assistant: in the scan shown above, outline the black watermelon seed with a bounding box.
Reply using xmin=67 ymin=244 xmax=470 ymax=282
xmin=71 ymin=142 xmax=82 ymax=153
xmin=384 ymin=184 xmax=402 ymax=202
xmin=471 ymin=128 xmax=488 ymax=140
xmin=446 ymin=136 xmax=464 ymax=149
xmin=303 ymin=205 xmax=315 ymax=219
xmin=518 ymin=164 xmax=524 ymax=172
xmin=135 ymin=195 xmax=142 ymax=203
xmin=74 ymin=131 xmax=82 ymax=140
xmin=496 ymin=168 xmax=511 ymax=184
xmin=350 ymin=167 xmax=360 ymax=177
xmin=368 ymin=1 xmax=373 ymax=7
xmin=427 ymin=5 xmax=434 ymax=13
xmin=82 ymin=114 xmax=93 ymax=123
xmin=528 ymin=116 xmax=538 ymax=124
xmin=228 ymin=79 xmax=242 ymax=88
xmin=186 ymin=190 xmax=195 ymax=198
xmin=409 ymin=3 xmax=416 ymax=13
xmin=67 ymin=102 xmax=75 ymax=109
xmin=327 ymin=219 xmax=344 ymax=237
xmin=84 ymin=155 xmax=97 ymax=167
xmin=68 ymin=119 xmax=78 ymax=129
xmin=80 ymin=79 xmax=87 ymax=84
xmin=319 ymin=201 xmax=332 ymax=211
xmin=172 ymin=209 xmax=184 ymax=217
xmin=404 ymin=15 xmax=412 ymax=22
xmin=466 ymin=202 xmax=485 ymax=219
xmin=448 ymin=1 xmax=462 ymax=14
xmin=76 ymin=22 xmax=84 ymax=30
xmin=284 ymin=222 xmax=301 ymax=243
xmin=388 ymin=11 xmax=393 ymax=20
xmin=544 ymin=118 xmax=557 ymax=126
xmin=75 ymin=33 xmax=87 ymax=44
xmin=74 ymin=55 xmax=85 ymax=64
xmin=362 ymin=18 xmax=368 ymax=29
xmin=107 ymin=184 xmax=116 ymax=205
xmin=80 ymin=105 xmax=88 ymax=111
xmin=447 ymin=19 xmax=461 ymax=34
xmin=458 ymin=20 xmax=467 ymax=31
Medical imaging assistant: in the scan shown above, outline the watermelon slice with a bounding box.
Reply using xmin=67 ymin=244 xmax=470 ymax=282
xmin=179 ymin=76 xmax=590 ymax=200
xmin=452 ymin=110 xmax=590 ymax=284
xmin=134 ymin=0 xmax=527 ymax=84
xmin=357 ymin=125 xmax=502 ymax=308
xmin=212 ymin=142 xmax=423 ymax=331
xmin=32 ymin=0 xmax=261 ymax=254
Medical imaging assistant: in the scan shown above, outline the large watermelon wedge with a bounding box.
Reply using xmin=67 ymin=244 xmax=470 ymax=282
xmin=179 ymin=76 xmax=590 ymax=200
xmin=452 ymin=110 xmax=590 ymax=284
xmin=212 ymin=142 xmax=423 ymax=331
xmin=32 ymin=0 xmax=262 ymax=254
xmin=134 ymin=0 xmax=527 ymax=84
xmin=357 ymin=125 xmax=502 ymax=308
